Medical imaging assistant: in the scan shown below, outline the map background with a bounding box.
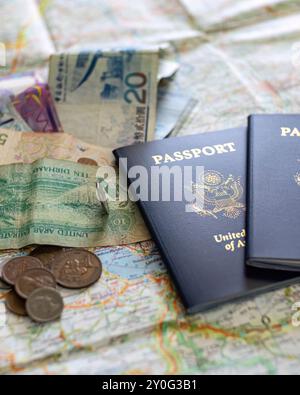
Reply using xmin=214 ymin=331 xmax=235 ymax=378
xmin=1 ymin=0 xmax=300 ymax=374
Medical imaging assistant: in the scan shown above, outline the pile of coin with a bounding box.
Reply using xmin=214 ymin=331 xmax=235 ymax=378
xmin=0 ymin=246 xmax=102 ymax=323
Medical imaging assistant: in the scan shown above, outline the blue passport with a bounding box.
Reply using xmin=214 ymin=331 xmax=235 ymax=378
xmin=114 ymin=127 xmax=299 ymax=313
xmin=247 ymin=114 xmax=300 ymax=271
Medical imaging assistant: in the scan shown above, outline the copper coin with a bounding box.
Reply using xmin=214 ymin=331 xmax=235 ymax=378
xmin=77 ymin=157 xmax=98 ymax=166
xmin=15 ymin=268 xmax=57 ymax=299
xmin=52 ymin=249 xmax=102 ymax=289
xmin=26 ymin=287 xmax=64 ymax=323
xmin=2 ymin=256 xmax=44 ymax=286
xmin=5 ymin=291 xmax=27 ymax=316
xmin=30 ymin=245 xmax=64 ymax=272
xmin=0 ymin=279 xmax=11 ymax=290
xmin=0 ymin=259 xmax=12 ymax=290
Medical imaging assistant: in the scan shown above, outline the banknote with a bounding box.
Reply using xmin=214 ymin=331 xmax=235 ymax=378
xmin=48 ymin=50 xmax=159 ymax=147
xmin=0 ymin=72 xmax=42 ymax=131
xmin=0 ymin=158 xmax=150 ymax=249
xmin=12 ymin=83 xmax=63 ymax=132
xmin=0 ymin=129 xmax=114 ymax=166
xmin=0 ymin=92 xmax=31 ymax=132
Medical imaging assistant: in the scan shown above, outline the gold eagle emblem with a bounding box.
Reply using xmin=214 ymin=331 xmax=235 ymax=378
xmin=294 ymin=172 xmax=300 ymax=186
xmin=191 ymin=170 xmax=245 ymax=219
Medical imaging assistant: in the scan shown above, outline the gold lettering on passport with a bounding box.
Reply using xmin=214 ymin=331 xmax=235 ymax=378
xmin=214 ymin=229 xmax=246 ymax=252
xmin=281 ymin=127 xmax=300 ymax=137
xmin=152 ymin=142 xmax=236 ymax=165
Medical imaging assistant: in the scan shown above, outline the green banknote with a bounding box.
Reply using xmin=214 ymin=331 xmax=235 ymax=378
xmin=0 ymin=159 xmax=150 ymax=249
